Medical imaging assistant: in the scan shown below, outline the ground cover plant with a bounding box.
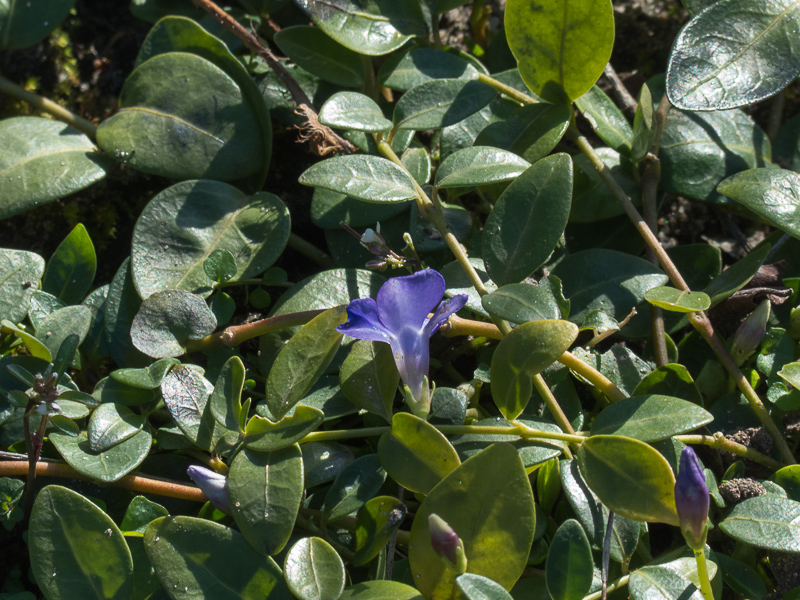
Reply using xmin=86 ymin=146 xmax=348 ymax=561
xmin=3 ymin=0 xmax=800 ymax=598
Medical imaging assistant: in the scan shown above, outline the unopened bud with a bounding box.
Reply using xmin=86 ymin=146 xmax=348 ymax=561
xmin=428 ymin=513 xmax=467 ymax=574
xmin=731 ymin=299 xmax=770 ymax=366
xmin=674 ymin=447 xmax=709 ymax=550
xmin=187 ymin=465 xmax=231 ymax=515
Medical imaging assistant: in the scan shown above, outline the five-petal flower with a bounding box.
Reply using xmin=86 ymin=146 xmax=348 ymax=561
xmin=337 ymin=269 xmax=467 ymax=418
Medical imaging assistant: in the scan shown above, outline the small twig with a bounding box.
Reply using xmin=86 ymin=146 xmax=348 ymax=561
xmin=603 ymin=64 xmax=637 ymax=116
xmin=190 ymin=0 xmax=357 ymax=156
xmin=641 ymin=153 xmax=668 ymax=367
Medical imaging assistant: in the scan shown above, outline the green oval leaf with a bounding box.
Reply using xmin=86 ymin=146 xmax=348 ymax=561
xmin=245 ymin=406 xmax=324 ymax=451
xmin=131 ymin=290 xmax=217 ymax=358
xmin=299 ymin=155 xmax=417 ymax=203
xmin=37 ymin=305 xmax=93 ymax=359
xmin=229 ymin=445 xmax=304 ymax=556
xmin=667 ymin=0 xmax=800 ymax=111
xmin=284 ymin=537 xmax=345 ymax=600
xmin=353 ymin=496 xmax=407 ymax=566
xmin=266 ymin=307 xmax=346 ymax=419
xmin=132 ymin=180 xmax=290 ymax=299
xmin=0 ymin=117 xmax=109 ymax=220
xmin=97 ymin=52 xmax=264 ymax=182
xmin=575 ymin=86 xmax=633 ymax=155
xmin=481 ymin=281 xmax=562 ymax=325
xmin=379 ymin=48 xmax=479 ymax=91
xmin=591 ymin=395 xmax=713 ymax=441
xmin=274 ymin=25 xmax=364 ymax=87
xmin=0 ymin=249 xmax=44 ymax=324
xmin=629 ymin=566 xmax=703 ymax=600
xmin=393 ymin=79 xmax=496 ymax=131
xmin=160 ymin=364 xmax=227 ymax=451
xmin=324 ymin=454 xmax=386 ymax=522
xmin=505 ymin=0 xmax=615 ymax=103
xmin=144 ymin=515 xmax=291 ymax=599
xmin=719 ymin=495 xmax=800 ymax=551
xmin=718 ymin=168 xmax=800 ymax=239
xmin=311 ymin=188 xmax=411 ymax=229
xmin=456 ymin=573 xmax=514 ymax=600
xmin=377 ymin=412 xmax=460 ymax=495
xmin=484 ymin=153 xmax=573 ymax=286
xmin=42 ymin=224 xmax=96 ymax=305
xmin=50 ymin=428 xmax=152 ymax=482
xmin=87 ymin=402 xmax=146 ymax=452
xmin=644 ymin=286 xmax=711 ymax=313
xmin=491 ymin=319 xmax=579 ymax=420
xmin=435 ymin=146 xmax=530 ymax=189
xmin=545 ymin=519 xmax=593 ymax=600
xmin=577 ymin=435 xmax=679 ymax=525
xmin=0 ymin=0 xmax=73 ymax=49
xmin=30 ymin=486 xmax=133 ymax=600
xmin=339 ymin=581 xmax=423 ymax=599
xmin=339 ymin=339 xmax=399 ymax=423
xmin=409 ymin=444 xmax=535 ymax=599
xmin=210 ymin=355 xmax=246 ymax=432
xmin=319 ymin=92 xmax=392 ymax=133
xmin=271 ymin=269 xmax=385 ymax=316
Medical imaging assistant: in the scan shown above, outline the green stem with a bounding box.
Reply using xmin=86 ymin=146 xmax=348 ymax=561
xmin=287 ymin=233 xmax=336 ymax=269
xmin=694 ymin=548 xmax=715 ymax=600
xmin=558 ymin=351 xmax=626 ymax=402
xmin=0 ymin=74 xmax=97 ymax=138
xmin=568 ymin=124 xmax=795 ymax=465
xmin=476 ymin=72 xmax=536 ymax=105
xmin=675 ymin=433 xmax=784 ymax=470
xmin=360 ymin=54 xmax=377 ymax=101
xmin=582 ymin=575 xmax=630 ymax=600
xmin=530 ymin=373 xmax=576 ymax=439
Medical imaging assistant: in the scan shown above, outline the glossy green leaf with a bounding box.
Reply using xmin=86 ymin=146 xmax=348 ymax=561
xmin=719 ymin=495 xmax=800 ymax=551
xmin=271 ymin=269 xmax=385 ymax=317
xmin=482 ymin=282 xmax=561 ymax=324
xmin=379 ymin=48 xmax=480 ymax=91
xmin=772 ymin=464 xmax=800 ymax=502
xmin=311 ymin=188 xmax=411 ymax=229
xmin=299 ymin=155 xmax=417 ymax=203
xmin=245 ymin=406 xmax=324 ymax=451
xmin=30 ymin=486 xmax=133 ymax=600
xmin=591 ymin=395 xmax=712 ymax=441
xmin=132 ymin=180 xmax=290 ymax=299
xmin=274 ymin=25 xmax=364 ymax=87
xmin=49 ymin=414 xmax=80 ymax=437
xmin=92 ymin=376 xmax=157 ymax=407
xmin=50 ymin=428 xmax=152 ymax=482
xmin=302 ymin=442 xmax=355 ymax=488
xmin=104 ymin=258 xmax=150 ymax=369
xmin=475 ymin=103 xmax=572 ymax=165
xmin=130 ymin=290 xmax=217 ymax=358
xmin=42 ymin=224 xmax=96 ymax=304
xmin=712 ymin=552 xmax=767 ymax=600
xmin=121 ymin=496 xmax=169 ymax=537
xmin=80 ymin=285 xmax=111 ymax=363
xmin=629 ymin=566 xmax=703 ymax=600
xmin=160 ymin=364 xmax=226 ymax=451
xmin=575 ymin=86 xmax=633 ymax=155
xmin=644 ymin=286 xmax=711 ymax=313
xmin=457 ymin=573 xmax=514 ymax=600
xmin=87 ymin=402 xmax=146 ymax=452
xmin=667 ymin=0 xmax=800 ymax=111
xmin=560 ymin=459 xmax=640 ymax=563
xmin=339 ymin=339 xmax=399 ymax=423
xmin=545 ymin=519 xmax=593 ymax=600
xmin=401 ymin=145 xmax=431 ymax=185
xmin=284 ymin=537 xmax=345 ymax=600
xmin=204 ymin=249 xmax=236 ymax=284
xmin=319 ymin=92 xmax=392 ymax=133
xmin=338 ymin=581 xmax=423 ymax=599
xmin=629 ymin=84 xmax=655 ymax=163
xmin=228 ymin=445 xmax=304 ymax=556
xmin=703 ymin=243 xmax=770 ymax=306
xmin=660 ymin=108 xmax=770 ymax=202
xmin=435 ymin=147 xmax=530 ymax=189
xmin=377 ymin=412 xmax=460 ymax=494
xmin=632 ymin=364 xmax=704 ymax=407
xmin=28 ymin=290 xmax=66 ymax=329
xmin=409 ymin=443 xmax=535 ymax=599
xmin=0 ymin=249 xmax=44 ymax=324
xmin=353 ymin=496 xmax=407 ymax=566
xmin=491 ymin=319 xmax=579 ymax=420
xmin=0 ymin=116 xmax=109 ymax=220
xmin=324 ymin=454 xmax=386 ymax=522
xmin=1 ymin=319 xmax=51 ymax=360
xmin=718 ymin=168 xmax=800 ymax=240
xmin=484 ymin=154 xmax=572 ymax=286
xmin=569 ymin=148 xmax=640 ymax=223
xmin=394 ymin=79 xmax=496 ymax=131
xmin=111 ymin=357 xmax=181 ymax=390
xmin=0 ymin=0 xmax=73 ymax=49
xmin=303 ymin=0 xmax=426 ymax=56
xmin=98 ymin=52 xmax=266 ymax=181
xmin=37 ymin=305 xmax=93 ymax=359
xmin=144 ymin=516 xmax=291 ymax=599
xmin=552 ymin=249 xmax=668 ymax=324
xmin=578 ymin=435 xmax=679 ymax=525
xmin=505 ymin=0 xmax=614 ymax=103
xmin=266 ymin=307 xmax=346 ymax=419
xmin=209 ymin=356 xmax=246 ymax=432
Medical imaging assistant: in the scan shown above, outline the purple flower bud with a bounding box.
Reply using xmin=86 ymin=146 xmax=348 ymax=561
xmin=187 ymin=465 xmax=231 ymax=515
xmin=428 ymin=513 xmax=467 ymax=574
xmin=674 ymin=447 xmax=709 ymax=550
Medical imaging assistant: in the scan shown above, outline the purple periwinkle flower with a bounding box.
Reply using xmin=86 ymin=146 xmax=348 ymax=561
xmin=674 ymin=447 xmax=709 ymax=550
xmin=336 ymin=269 xmax=467 ymax=419
xmin=428 ymin=513 xmax=467 ymax=574
xmin=187 ymin=465 xmax=231 ymax=515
